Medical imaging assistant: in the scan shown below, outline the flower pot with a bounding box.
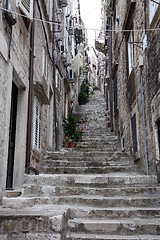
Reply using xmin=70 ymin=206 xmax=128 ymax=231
xmin=70 ymin=142 xmax=76 ymax=148
xmin=64 ymin=141 xmax=70 ymax=148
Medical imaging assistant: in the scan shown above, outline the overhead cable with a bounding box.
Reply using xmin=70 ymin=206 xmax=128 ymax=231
xmin=1 ymin=6 xmax=160 ymax=33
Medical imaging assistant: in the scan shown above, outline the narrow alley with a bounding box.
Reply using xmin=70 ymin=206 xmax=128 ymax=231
xmin=0 ymin=0 xmax=160 ymax=239
xmin=1 ymin=90 xmax=160 ymax=239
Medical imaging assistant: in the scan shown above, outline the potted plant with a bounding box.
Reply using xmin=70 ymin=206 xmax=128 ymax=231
xmin=63 ymin=113 xmax=83 ymax=148
xmin=63 ymin=135 xmax=70 ymax=148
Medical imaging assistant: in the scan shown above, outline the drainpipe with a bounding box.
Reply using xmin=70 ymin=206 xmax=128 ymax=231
xmin=139 ymin=56 xmax=149 ymax=175
xmin=26 ymin=0 xmax=39 ymax=175
xmin=52 ymin=1 xmax=59 ymax=151
xmin=108 ymin=16 xmax=113 ymax=131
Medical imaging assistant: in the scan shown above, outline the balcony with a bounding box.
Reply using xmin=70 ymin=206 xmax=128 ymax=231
xmin=33 ymin=75 xmax=49 ymax=105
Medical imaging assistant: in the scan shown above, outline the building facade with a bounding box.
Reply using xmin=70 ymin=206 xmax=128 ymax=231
xmin=0 ymin=0 xmax=87 ymax=201
xmin=104 ymin=0 xmax=160 ymax=175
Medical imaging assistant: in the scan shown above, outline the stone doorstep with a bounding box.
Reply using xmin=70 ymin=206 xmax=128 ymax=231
xmin=66 ymin=233 xmax=160 ymax=240
xmin=5 ymin=190 xmax=22 ymax=198
xmin=68 ymin=217 xmax=160 ymax=234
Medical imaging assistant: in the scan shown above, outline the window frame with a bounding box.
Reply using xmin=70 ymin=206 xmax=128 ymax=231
xmin=149 ymin=0 xmax=160 ymax=23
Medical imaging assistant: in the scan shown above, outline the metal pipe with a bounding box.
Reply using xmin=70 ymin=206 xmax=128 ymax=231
xmin=52 ymin=1 xmax=59 ymax=151
xmin=139 ymin=65 xmax=149 ymax=175
xmin=26 ymin=0 xmax=36 ymax=174
xmin=108 ymin=17 xmax=113 ymax=131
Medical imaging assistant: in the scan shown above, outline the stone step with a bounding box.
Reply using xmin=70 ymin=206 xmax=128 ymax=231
xmin=76 ymin=147 xmax=121 ymax=152
xmin=43 ymin=157 xmax=136 ymax=168
xmin=42 ymin=165 xmax=137 ymax=174
xmin=23 ymin=185 xmax=160 ymax=198
xmin=68 ymin=218 xmax=160 ymax=235
xmin=82 ymin=131 xmax=113 ymax=136
xmin=46 ymin=151 xmax=131 ymax=160
xmin=24 ymin=174 xmax=157 ymax=188
xmin=0 ymin=233 xmax=61 ymax=240
xmin=0 ymin=205 xmax=69 ymax=239
xmin=55 ymin=195 xmax=160 ymax=208
xmin=3 ymin=195 xmax=160 ymax=209
xmin=66 ymin=233 xmax=160 ymax=240
xmin=77 ymin=141 xmax=118 ymax=147
xmin=2 ymin=197 xmax=35 ymax=209
xmin=81 ymin=137 xmax=118 ymax=142
xmin=69 ymin=206 xmax=160 ymax=219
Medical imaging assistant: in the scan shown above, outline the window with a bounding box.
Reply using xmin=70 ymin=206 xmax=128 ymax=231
xmin=149 ymin=0 xmax=160 ymax=22
xmin=56 ymin=72 xmax=61 ymax=90
xmin=113 ymin=72 xmax=118 ymax=112
xmin=33 ymin=97 xmax=42 ymax=152
xmin=42 ymin=47 xmax=48 ymax=80
xmin=157 ymin=119 xmax=160 ymax=154
xmin=69 ymin=69 xmax=74 ymax=79
xmin=17 ymin=0 xmax=33 ymax=19
xmin=127 ymin=31 xmax=134 ymax=75
xmin=131 ymin=114 xmax=138 ymax=153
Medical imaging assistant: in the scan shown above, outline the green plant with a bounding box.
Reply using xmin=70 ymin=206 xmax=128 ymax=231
xmin=63 ymin=113 xmax=83 ymax=143
xmin=78 ymin=80 xmax=90 ymax=105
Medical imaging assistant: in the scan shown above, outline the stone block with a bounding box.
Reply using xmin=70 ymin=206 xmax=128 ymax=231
xmin=50 ymin=215 xmax=63 ymax=232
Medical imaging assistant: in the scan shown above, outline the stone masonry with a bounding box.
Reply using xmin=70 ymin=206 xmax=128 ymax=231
xmin=0 ymin=90 xmax=160 ymax=239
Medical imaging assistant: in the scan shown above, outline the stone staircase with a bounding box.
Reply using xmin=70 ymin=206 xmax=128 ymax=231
xmin=1 ymin=90 xmax=160 ymax=240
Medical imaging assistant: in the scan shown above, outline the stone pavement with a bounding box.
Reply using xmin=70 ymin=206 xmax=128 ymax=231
xmin=1 ymin=90 xmax=160 ymax=240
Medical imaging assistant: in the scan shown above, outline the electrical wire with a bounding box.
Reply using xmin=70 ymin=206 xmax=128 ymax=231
xmin=1 ymin=6 xmax=160 ymax=33
xmin=81 ymin=5 xmax=101 ymax=18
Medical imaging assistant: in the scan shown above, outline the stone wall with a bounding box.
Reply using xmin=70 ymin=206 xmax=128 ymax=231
xmin=111 ymin=0 xmax=160 ymax=174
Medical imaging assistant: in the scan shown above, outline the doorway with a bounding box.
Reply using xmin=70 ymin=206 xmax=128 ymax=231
xmin=6 ymin=82 xmax=18 ymax=189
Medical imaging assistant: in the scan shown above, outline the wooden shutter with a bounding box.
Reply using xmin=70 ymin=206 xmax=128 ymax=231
xmin=17 ymin=0 xmax=33 ymax=18
xmin=33 ymin=98 xmax=42 ymax=151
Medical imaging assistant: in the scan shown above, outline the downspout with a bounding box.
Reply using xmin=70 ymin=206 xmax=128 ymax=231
xmin=26 ymin=0 xmax=39 ymax=175
xmin=108 ymin=16 xmax=113 ymax=131
xmin=139 ymin=0 xmax=149 ymax=175
xmin=139 ymin=60 xmax=149 ymax=175
xmin=52 ymin=1 xmax=59 ymax=151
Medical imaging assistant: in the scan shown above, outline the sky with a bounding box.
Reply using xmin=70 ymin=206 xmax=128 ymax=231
xmin=79 ymin=0 xmax=102 ymax=47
